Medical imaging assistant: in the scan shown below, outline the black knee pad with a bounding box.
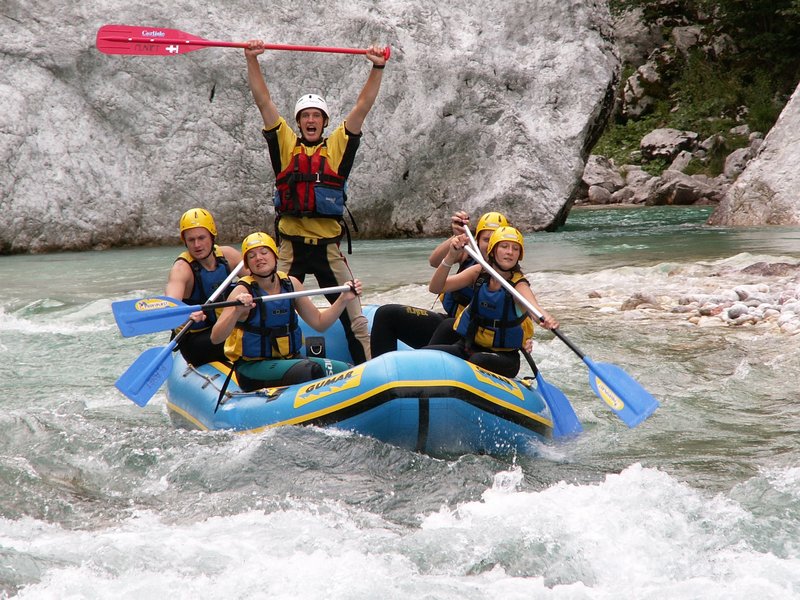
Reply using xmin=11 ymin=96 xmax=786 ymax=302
xmin=283 ymin=359 xmax=325 ymax=385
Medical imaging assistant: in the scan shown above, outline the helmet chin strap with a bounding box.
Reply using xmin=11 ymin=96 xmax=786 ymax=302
xmin=489 ymin=257 xmax=513 ymax=274
xmin=255 ymin=266 xmax=277 ymax=282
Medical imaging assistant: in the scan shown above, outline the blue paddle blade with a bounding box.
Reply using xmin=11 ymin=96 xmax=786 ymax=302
xmin=112 ymin=296 xmax=191 ymax=337
xmin=114 ymin=344 xmax=176 ymax=406
xmin=535 ymin=372 xmax=582 ymax=439
xmin=584 ymin=358 xmax=659 ymax=427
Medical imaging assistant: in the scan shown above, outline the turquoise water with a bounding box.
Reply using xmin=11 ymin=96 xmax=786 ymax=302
xmin=1 ymin=206 xmax=799 ymax=598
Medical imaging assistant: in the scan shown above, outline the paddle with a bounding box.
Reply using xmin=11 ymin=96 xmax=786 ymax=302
xmin=519 ymin=349 xmax=582 ymax=438
xmin=96 ymin=25 xmax=392 ymax=59
xmin=113 ymin=284 xmax=352 ymax=337
xmin=457 ymin=229 xmax=581 ymax=438
xmin=114 ymin=261 xmax=244 ymax=406
xmin=461 ymin=227 xmax=659 ymax=428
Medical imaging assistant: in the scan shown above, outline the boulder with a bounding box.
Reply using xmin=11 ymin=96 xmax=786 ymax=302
xmin=708 ymin=82 xmax=800 ymax=226
xmin=0 ymin=0 xmax=620 ymax=253
xmin=640 ymin=128 xmax=699 ymax=161
xmin=612 ymin=7 xmax=665 ymax=67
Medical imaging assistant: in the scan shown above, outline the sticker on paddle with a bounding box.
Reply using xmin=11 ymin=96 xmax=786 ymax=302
xmin=96 ymin=25 xmax=213 ymax=56
xmin=585 ymin=359 xmax=660 ymax=428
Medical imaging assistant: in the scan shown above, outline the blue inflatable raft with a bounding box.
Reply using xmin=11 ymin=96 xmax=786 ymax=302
xmin=165 ymin=306 xmax=555 ymax=456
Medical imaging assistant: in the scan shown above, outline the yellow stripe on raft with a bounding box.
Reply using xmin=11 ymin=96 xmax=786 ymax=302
xmin=167 ymin=401 xmax=210 ymax=431
xmin=166 ymin=361 xmax=553 ymax=435
xmin=247 ymin=379 xmax=552 ymax=434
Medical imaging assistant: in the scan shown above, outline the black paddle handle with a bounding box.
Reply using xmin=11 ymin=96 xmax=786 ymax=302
xmin=519 ymin=348 xmax=540 ymax=376
xmin=550 ymin=328 xmax=586 ymax=360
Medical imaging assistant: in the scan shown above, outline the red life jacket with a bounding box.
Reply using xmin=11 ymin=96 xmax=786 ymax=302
xmin=273 ymin=140 xmax=346 ymax=218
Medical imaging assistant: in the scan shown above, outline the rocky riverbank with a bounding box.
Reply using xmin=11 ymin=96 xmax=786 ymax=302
xmin=607 ymin=260 xmax=800 ymax=335
xmin=582 ymin=3 xmax=800 ymax=226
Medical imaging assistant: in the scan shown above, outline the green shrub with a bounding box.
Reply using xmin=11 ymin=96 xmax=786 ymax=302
xmin=593 ymin=3 xmax=800 ymax=177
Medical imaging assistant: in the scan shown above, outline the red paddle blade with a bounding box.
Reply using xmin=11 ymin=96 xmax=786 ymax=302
xmin=96 ymin=24 xmax=235 ymax=56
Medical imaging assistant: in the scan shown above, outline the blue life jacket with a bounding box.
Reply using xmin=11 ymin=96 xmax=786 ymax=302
xmin=176 ymin=246 xmax=231 ymax=331
xmin=454 ymin=271 xmax=534 ymax=352
xmin=233 ymin=274 xmax=302 ymax=360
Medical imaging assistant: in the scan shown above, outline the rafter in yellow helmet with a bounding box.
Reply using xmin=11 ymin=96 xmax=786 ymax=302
xmin=475 ymin=212 xmax=509 ymax=237
xmin=487 ymin=226 xmax=524 ymax=260
xmin=241 ymin=232 xmax=279 ymax=268
xmin=179 ymin=208 xmax=217 ymax=239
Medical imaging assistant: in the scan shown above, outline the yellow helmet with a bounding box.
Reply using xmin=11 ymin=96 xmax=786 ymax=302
xmin=241 ymin=232 xmax=279 ymax=268
xmin=487 ymin=226 xmax=524 ymax=260
xmin=179 ymin=208 xmax=217 ymax=239
xmin=475 ymin=212 xmax=509 ymax=238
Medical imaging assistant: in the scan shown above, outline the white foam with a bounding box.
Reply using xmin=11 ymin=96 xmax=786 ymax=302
xmin=5 ymin=464 xmax=799 ymax=599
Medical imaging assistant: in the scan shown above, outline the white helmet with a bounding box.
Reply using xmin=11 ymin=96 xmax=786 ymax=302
xmin=294 ymin=94 xmax=330 ymax=122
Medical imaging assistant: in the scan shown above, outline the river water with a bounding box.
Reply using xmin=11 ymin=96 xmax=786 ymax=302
xmin=1 ymin=206 xmax=799 ymax=599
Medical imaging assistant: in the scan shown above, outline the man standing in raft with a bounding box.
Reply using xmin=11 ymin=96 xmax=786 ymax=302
xmin=244 ymin=39 xmax=388 ymax=364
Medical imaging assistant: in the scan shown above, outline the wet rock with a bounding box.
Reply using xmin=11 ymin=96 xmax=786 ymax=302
xmin=740 ymin=262 xmax=799 ymax=277
xmin=734 ymin=284 xmax=770 ymax=300
xmin=670 ymin=265 xmax=800 ymax=334
xmin=699 ymin=305 xmax=724 ymax=317
xmin=726 ymin=303 xmax=749 ymax=319
xmin=621 ymin=292 xmax=661 ymax=310
xmin=671 ymin=305 xmax=697 ymax=314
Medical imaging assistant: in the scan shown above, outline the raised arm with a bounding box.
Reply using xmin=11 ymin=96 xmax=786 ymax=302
xmin=429 ymin=235 xmax=481 ymax=294
xmin=245 ymin=40 xmax=281 ymax=129
xmin=343 ymin=45 xmax=388 ymax=134
xmin=428 ymin=211 xmax=469 ymax=267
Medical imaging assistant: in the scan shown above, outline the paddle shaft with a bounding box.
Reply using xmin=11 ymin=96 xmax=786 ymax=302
xmin=96 ymin=25 xmax=391 ymax=59
xmin=461 ymin=228 xmax=590 ymax=354
xmin=172 ymin=261 xmax=245 ymax=345
xmin=190 ymin=284 xmax=352 ymax=313
xmin=102 ymin=36 xmax=375 ymax=55
xmin=125 ymin=261 xmax=244 ymax=391
xmin=519 ymin=347 xmax=540 ymax=376
xmin=463 ymin=225 xmax=659 ymax=428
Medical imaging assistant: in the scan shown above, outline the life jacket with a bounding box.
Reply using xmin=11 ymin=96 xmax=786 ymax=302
xmin=273 ymin=140 xmax=347 ymax=219
xmin=439 ymin=256 xmax=477 ymax=318
xmin=175 ymin=246 xmax=231 ymax=331
xmin=454 ymin=271 xmax=535 ymax=352
xmin=224 ymin=273 xmax=302 ymax=362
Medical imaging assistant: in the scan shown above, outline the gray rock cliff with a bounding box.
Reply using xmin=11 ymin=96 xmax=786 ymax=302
xmin=707 ymin=82 xmax=800 ymax=227
xmin=2 ymin=0 xmax=619 ymax=253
